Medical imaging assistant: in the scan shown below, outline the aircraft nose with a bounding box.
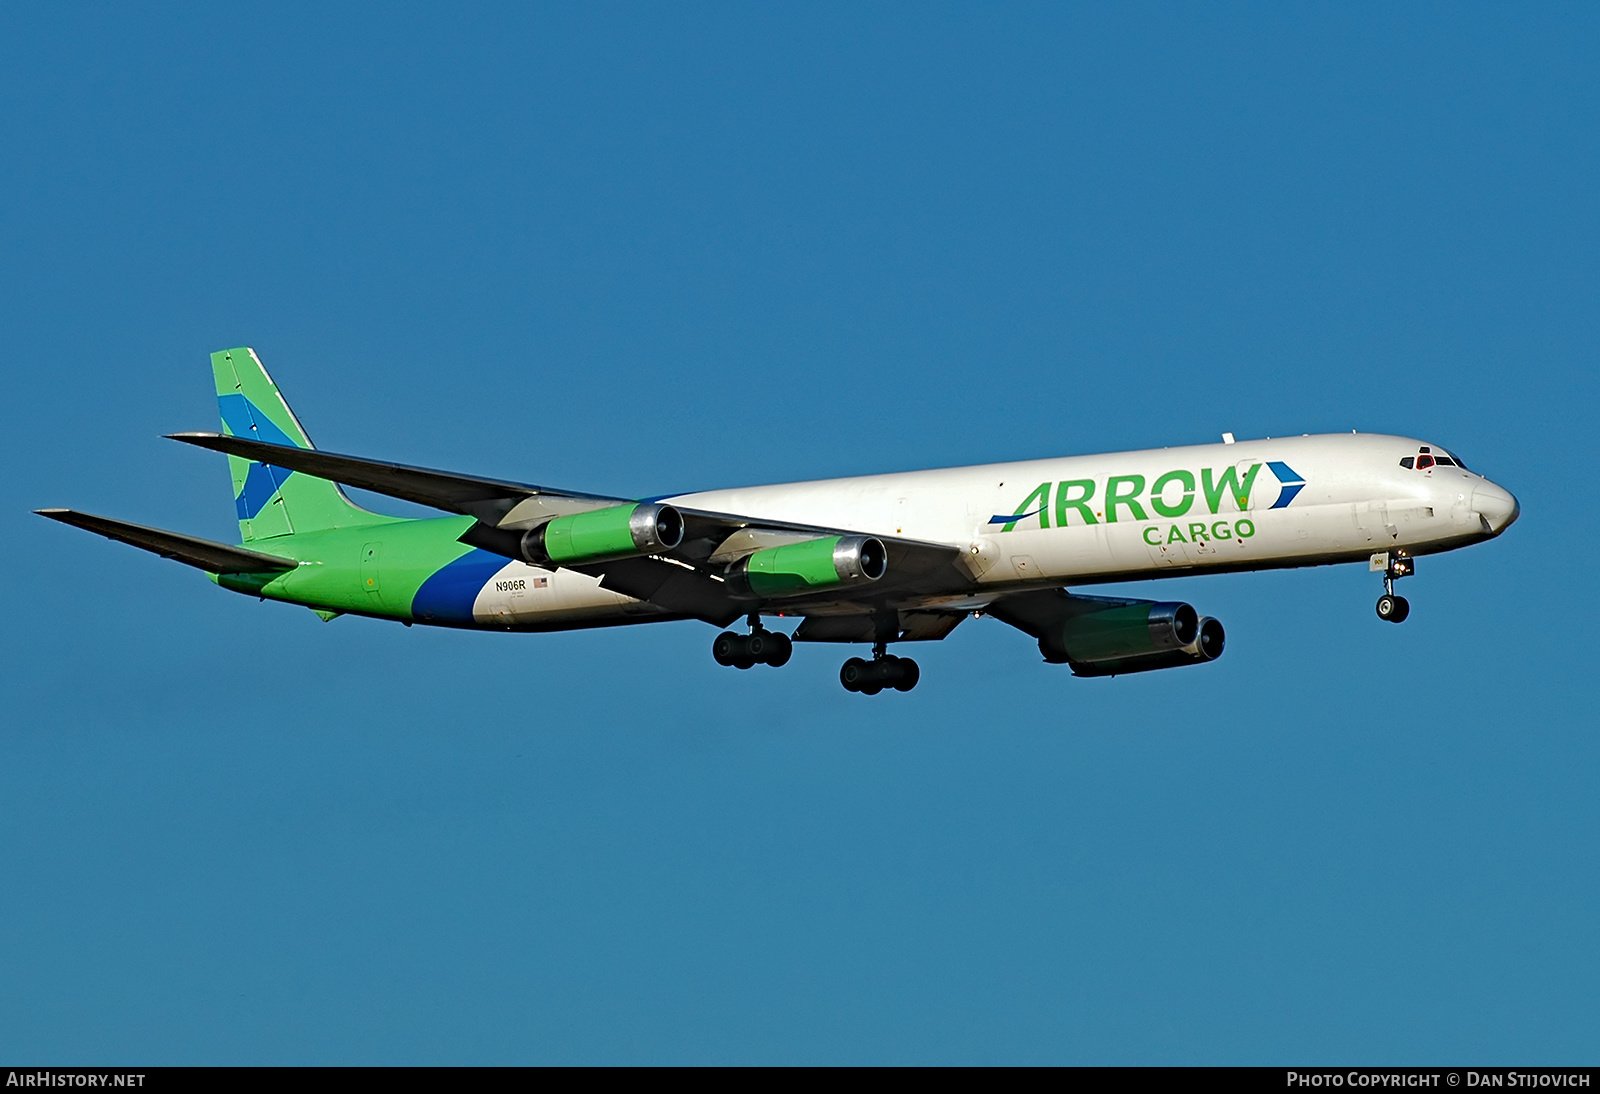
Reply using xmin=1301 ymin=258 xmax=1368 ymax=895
xmin=1472 ymin=481 xmax=1520 ymax=535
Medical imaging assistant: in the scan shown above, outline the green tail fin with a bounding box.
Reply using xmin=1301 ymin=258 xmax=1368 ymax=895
xmin=212 ymin=347 xmax=373 ymax=541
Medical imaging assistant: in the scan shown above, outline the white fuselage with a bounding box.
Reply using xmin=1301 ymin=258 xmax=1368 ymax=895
xmin=466 ymin=433 xmax=1519 ymax=628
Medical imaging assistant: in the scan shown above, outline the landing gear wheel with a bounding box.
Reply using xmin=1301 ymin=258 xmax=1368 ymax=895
xmin=746 ymin=632 xmax=770 ymax=662
xmin=1376 ymin=594 xmax=1410 ymax=623
xmin=1374 ymin=553 xmax=1416 ymax=625
xmin=714 ymin=628 xmax=793 ymax=668
xmin=840 ymin=652 xmax=919 ymax=693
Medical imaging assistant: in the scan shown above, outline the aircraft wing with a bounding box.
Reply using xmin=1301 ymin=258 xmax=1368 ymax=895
xmin=35 ymin=509 xmax=298 ymax=574
xmin=167 ymin=432 xmax=628 ymax=525
xmin=169 ymin=432 xmax=973 ymax=625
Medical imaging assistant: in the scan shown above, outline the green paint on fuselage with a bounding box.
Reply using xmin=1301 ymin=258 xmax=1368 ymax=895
xmin=214 ymin=515 xmax=478 ymax=621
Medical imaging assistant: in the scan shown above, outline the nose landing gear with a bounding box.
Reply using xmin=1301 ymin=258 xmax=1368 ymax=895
xmin=840 ymin=643 xmax=919 ymax=694
xmin=1376 ymin=593 xmax=1409 ymax=622
xmin=712 ymin=616 xmax=793 ymax=669
xmin=1373 ymin=551 xmax=1415 ymax=623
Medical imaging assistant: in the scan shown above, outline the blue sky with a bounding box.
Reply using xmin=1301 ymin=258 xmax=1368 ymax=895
xmin=2 ymin=4 xmax=1595 ymax=1063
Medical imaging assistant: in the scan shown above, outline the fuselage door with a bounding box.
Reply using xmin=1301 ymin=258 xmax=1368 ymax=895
xmin=1351 ymin=503 xmax=1392 ymax=544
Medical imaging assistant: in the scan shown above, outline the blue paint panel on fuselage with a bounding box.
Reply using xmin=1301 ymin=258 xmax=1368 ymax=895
xmin=411 ymin=548 xmax=507 ymax=624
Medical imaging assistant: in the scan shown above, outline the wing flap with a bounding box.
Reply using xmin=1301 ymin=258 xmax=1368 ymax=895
xmin=793 ymin=609 xmax=966 ymax=643
xmin=584 ymin=557 xmax=745 ymax=627
xmin=36 ymin=509 xmax=298 ymax=574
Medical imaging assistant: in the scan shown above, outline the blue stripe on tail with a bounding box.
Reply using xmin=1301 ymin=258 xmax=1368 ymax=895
xmin=219 ymin=393 xmax=302 ymax=520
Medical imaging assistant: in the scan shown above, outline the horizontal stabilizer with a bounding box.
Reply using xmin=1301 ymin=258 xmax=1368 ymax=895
xmin=168 ymin=432 xmax=623 ymax=524
xmin=35 ymin=509 xmax=298 ymax=574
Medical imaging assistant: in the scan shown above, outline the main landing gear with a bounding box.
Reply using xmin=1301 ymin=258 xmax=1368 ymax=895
xmin=1375 ymin=551 xmax=1416 ymax=624
xmin=712 ymin=616 xmax=792 ymax=669
xmin=840 ymin=643 xmax=919 ymax=695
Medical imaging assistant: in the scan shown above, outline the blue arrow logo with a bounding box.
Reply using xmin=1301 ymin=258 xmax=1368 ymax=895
xmin=1266 ymin=461 xmax=1306 ymax=508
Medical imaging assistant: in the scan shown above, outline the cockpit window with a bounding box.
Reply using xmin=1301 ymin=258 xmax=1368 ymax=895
xmin=1405 ymin=446 xmax=1473 ymax=472
xmin=1442 ymin=449 xmax=1471 ymax=471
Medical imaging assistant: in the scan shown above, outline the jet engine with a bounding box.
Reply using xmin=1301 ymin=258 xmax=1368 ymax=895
xmin=1038 ymin=600 xmax=1225 ymax=677
xmin=519 ymin=502 xmax=684 ymax=565
xmin=725 ymin=535 xmax=887 ymax=597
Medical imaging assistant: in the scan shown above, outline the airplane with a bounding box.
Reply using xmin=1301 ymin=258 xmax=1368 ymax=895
xmin=37 ymin=348 xmax=1520 ymax=694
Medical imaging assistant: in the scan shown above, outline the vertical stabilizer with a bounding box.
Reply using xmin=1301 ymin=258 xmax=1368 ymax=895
xmin=212 ymin=347 xmax=372 ymax=541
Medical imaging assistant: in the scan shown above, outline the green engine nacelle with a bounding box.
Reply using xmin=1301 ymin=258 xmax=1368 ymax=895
xmin=1039 ymin=601 xmax=1225 ymax=677
xmin=520 ymin=502 xmax=684 ymax=565
xmin=727 ymin=535 xmax=887 ymax=598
